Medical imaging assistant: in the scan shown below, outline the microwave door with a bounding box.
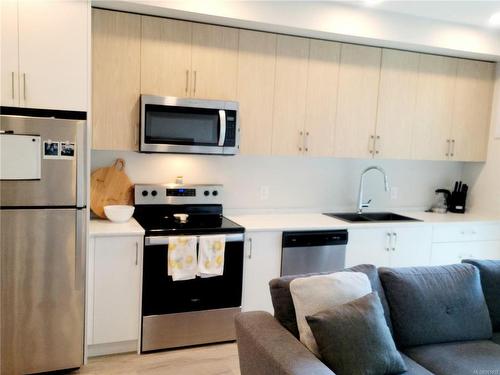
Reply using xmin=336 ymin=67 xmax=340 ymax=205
xmin=141 ymin=104 xmax=225 ymax=154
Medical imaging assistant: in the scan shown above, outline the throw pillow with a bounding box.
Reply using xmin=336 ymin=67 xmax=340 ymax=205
xmin=306 ymin=292 xmax=407 ymax=375
xmin=290 ymin=271 xmax=371 ymax=356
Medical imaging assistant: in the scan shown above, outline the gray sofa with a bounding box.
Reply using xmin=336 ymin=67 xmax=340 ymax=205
xmin=235 ymin=261 xmax=500 ymax=375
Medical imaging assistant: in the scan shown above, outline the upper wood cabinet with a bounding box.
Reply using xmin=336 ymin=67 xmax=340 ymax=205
xmin=375 ymin=49 xmax=420 ymax=159
xmin=334 ymin=44 xmax=382 ymax=158
xmin=141 ymin=16 xmax=192 ymax=98
xmin=91 ymin=9 xmax=495 ymax=160
xmin=451 ymin=59 xmax=495 ymax=161
xmin=271 ymin=35 xmax=310 ymax=156
xmin=303 ymin=39 xmax=341 ymax=157
xmin=140 ymin=20 xmax=238 ymax=100
xmin=191 ymin=24 xmax=239 ymax=100
xmin=412 ymin=54 xmax=458 ymax=161
xmin=237 ymin=30 xmax=277 ymax=155
xmin=1 ymin=0 xmax=88 ymax=111
xmin=92 ymin=9 xmax=141 ymax=151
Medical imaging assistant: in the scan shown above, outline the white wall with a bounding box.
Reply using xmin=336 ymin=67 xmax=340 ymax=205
xmin=93 ymin=0 xmax=500 ymax=60
xmin=463 ymin=64 xmax=500 ymax=213
xmin=92 ymin=151 xmax=464 ymax=214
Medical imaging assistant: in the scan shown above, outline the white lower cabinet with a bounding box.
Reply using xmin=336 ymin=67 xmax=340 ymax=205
xmin=241 ymin=231 xmax=282 ymax=313
xmin=87 ymin=235 xmax=143 ymax=356
xmin=346 ymin=226 xmax=433 ymax=268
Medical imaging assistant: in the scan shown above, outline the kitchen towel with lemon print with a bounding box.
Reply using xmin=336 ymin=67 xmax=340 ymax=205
xmin=198 ymin=235 xmax=226 ymax=278
xmin=168 ymin=236 xmax=198 ymax=281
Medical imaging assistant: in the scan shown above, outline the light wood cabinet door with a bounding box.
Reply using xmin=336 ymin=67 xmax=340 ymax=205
xmin=92 ymin=236 xmax=142 ymax=345
xmin=237 ymin=30 xmax=277 ymax=155
xmin=92 ymin=9 xmax=141 ymax=151
xmin=1 ymin=0 xmax=19 ymax=107
xmin=304 ymin=39 xmax=341 ymax=156
xmin=271 ymin=35 xmax=310 ymax=156
xmin=451 ymin=59 xmax=495 ymax=162
xmin=412 ymin=54 xmax=457 ymax=160
xmin=17 ymin=0 xmax=88 ymax=111
xmin=242 ymin=232 xmax=282 ymax=313
xmin=191 ymin=23 xmax=239 ymax=100
xmin=141 ymin=16 xmax=192 ymax=98
xmin=334 ymin=44 xmax=381 ymax=158
xmin=346 ymin=228 xmax=391 ymax=268
xmin=390 ymin=226 xmax=433 ymax=267
xmin=375 ymin=49 xmax=419 ymax=159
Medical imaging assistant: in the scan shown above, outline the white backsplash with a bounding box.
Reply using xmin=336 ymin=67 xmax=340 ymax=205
xmin=92 ymin=151 xmax=465 ymax=214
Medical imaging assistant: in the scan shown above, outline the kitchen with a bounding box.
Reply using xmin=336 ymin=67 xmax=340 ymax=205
xmin=1 ymin=1 xmax=500 ymax=374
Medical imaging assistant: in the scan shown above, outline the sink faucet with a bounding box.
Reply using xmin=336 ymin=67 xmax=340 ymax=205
xmin=357 ymin=166 xmax=390 ymax=214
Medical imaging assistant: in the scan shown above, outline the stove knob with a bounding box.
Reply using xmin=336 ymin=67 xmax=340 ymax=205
xmin=151 ymin=190 xmax=158 ymax=197
xmin=142 ymin=190 xmax=148 ymax=197
xmin=212 ymin=190 xmax=218 ymax=196
xmin=204 ymin=190 xmax=210 ymax=196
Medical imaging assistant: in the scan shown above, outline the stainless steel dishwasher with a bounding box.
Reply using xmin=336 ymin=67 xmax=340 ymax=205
xmin=281 ymin=230 xmax=348 ymax=276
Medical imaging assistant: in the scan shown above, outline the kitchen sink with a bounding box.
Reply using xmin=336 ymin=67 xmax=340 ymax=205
xmin=324 ymin=212 xmax=420 ymax=223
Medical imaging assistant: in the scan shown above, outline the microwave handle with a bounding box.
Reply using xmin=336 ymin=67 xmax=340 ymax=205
xmin=218 ymin=110 xmax=226 ymax=146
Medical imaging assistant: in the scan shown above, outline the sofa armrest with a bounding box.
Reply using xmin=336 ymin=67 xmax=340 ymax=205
xmin=235 ymin=311 xmax=334 ymax=375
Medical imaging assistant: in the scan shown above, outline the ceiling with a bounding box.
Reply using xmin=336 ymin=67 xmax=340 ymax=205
xmin=345 ymin=0 xmax=500 ymax=29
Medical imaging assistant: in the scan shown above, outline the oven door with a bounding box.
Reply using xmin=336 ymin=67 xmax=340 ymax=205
xmin=140 ymin=95 xmax=238 ymax=155
xmin=142 ymin=233 xmax=244 ymax=317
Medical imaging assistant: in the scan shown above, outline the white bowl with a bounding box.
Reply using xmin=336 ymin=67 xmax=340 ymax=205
xmin=104 ymin=205 xmax=135 ymax=223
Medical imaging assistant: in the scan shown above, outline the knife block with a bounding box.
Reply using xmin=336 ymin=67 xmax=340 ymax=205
xmin=448 ymin=191 xmax=467 ymax=213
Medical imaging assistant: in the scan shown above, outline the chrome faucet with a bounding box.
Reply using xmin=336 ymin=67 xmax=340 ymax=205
xmin=357 ymin=166 xmax=390 ymax=214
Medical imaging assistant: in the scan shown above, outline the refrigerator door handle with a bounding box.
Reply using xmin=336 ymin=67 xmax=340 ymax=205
xmin=75 ymin=209 xmax=86 ymax=291
xmin=76 ymin=120 xmax=86 ymax=208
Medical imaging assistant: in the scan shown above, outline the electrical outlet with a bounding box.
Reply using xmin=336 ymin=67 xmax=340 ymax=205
xmin=390 ymin=186 xmax=399 ymax=200
xmin=260 ymin=186 xmax=270 ymax=201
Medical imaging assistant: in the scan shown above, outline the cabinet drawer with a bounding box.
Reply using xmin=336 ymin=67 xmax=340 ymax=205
xmin=432 ymin=223 xmax=500 ymax=243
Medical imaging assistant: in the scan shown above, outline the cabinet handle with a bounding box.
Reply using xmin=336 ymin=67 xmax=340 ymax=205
xmin=247 ymin=237 xmax=253 ymax=259
xmin=135 ymin=242 xmax=139 ymax=265
xmin=375 ymin=135 xmax=380 ymax=155
xmin=305 ymin=132 xmax=309 ymax=152
xmin=369 ymin=135 xmax=375 ymax=155
xmin=298 ymin=131 xmax=303 ymax=152
xmin=185 ymin=70 xmax=189 ymax=95
xmin=392 ymin=232 xmax=397 ymax=251
xmin=446 ymin=139 xmax=450 ymax=157
xmin=23 ymin=73 xmax=26 ymax=101
xmin=385 ymin=232 xmax=391 ymax=252
xmin=193 ymin=70 xmax=197 ymax=96
xmin=11 ymin=72 xmax=15 ymax=99
xmin=450 ymin=139 xmax=455 ymax=157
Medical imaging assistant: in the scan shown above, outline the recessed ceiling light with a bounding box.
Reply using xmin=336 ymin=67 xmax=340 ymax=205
xmin=489 ymin=12 xmax=500 ymax=27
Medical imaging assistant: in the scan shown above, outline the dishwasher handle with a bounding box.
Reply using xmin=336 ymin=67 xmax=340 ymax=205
xmin=282 ymin=230 xmax=348 ymax=248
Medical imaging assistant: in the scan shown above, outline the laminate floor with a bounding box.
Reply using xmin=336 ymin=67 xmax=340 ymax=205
xmin=75 ymin=343 xmax=240 ymax=375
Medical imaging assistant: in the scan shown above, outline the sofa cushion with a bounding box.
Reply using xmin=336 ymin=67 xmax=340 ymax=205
xmin=462 ymin=259 xmax=500 ymax=331
xmin=379 ymin=264 xmax=492 ymax=348
xmin=290 ymin=272 xmax=371 ymax=356
xmin=269 ymin=264 xmax=393 ymax=338
xmin=306 ymin=292 xmax=407 ymax=375
xmin=400 ymin=353 xmax=434 ymax=375
xmin=493 ymin=332 xmax=500 ymax=346
xmin=404 ymin=340 xmax=500 ymax=375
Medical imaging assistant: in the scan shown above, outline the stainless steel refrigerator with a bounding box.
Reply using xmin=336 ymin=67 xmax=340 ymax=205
xmin=1 ymin=113 xmax=86 ymax=374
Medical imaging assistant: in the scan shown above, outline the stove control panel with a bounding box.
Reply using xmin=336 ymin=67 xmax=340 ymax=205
xmin=134 ymin=184 xmax=223 ymax=205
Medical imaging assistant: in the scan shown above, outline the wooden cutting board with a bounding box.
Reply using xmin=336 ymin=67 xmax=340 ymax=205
xmin=90 ymin=159 xmax=134 ymax=218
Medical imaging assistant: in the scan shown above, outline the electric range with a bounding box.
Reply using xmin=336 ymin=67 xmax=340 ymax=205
xmin=133 ymin=184 xmax=245 ymax=352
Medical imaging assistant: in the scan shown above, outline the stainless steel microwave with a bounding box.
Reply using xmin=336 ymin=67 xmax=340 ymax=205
xmin=140 ymin=95 xmax=239 ymax=155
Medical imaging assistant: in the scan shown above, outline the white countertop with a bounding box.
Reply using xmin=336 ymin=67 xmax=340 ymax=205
xmin=228 ymin=211 xmax=500 ymax=232
xmin=89 ymin=218 xmax=145 ymax=237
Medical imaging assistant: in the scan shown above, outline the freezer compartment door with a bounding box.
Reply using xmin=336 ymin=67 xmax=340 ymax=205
xmin=0 ymin=115 xmax=86 ymax=207
xmin=1 ymin=208 xmax=86 ymax=374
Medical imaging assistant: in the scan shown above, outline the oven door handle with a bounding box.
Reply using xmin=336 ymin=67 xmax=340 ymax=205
xmin=218 ymin=110 xmax=226 ymax=147
xmin=145 ymin=233 xmax=244 ymax=246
